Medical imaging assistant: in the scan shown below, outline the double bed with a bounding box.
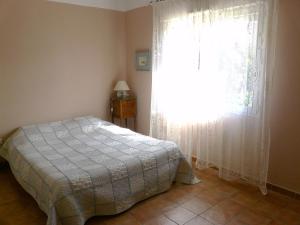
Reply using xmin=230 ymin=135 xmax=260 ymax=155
xmin=0 ymin=116 xmax=198 ymax=225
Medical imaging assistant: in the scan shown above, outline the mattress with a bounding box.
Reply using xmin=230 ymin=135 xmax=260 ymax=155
xmin=0 ymin=116 xmax=199 ymax=225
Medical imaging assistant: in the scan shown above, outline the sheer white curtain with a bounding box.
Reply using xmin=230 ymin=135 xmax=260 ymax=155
xmin=150 ymin=0 xmax=278 ymax=193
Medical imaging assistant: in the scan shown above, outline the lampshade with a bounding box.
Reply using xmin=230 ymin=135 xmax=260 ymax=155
xmin=114 ymin=80 xmax=130 ymax=91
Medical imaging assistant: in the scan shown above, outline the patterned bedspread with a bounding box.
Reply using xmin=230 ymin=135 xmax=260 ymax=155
xmin=0 ymin=116 xmax=198 ymax=225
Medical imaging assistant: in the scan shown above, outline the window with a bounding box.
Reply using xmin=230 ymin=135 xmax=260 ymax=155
xmin=153 ymin=3 xmax=261 ymax=123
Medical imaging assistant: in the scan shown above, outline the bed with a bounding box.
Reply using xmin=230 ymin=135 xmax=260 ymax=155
xmin=0 ymin=116 xmax=198 ymax=225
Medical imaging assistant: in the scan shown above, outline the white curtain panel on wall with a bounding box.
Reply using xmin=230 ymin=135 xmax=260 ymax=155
xmin=150 ymin=0 xmax=278 ymax=194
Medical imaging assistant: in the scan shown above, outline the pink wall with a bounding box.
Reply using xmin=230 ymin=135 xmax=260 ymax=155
xmin=126 ymin=7 xmax=153 ymax=135
xmin=0 ymin=0 xmax=126 ymax=138
xmin=125 ymin=2 xmax=300 ymax=193
xmin=268 ymin=0 xmax=300 ymax=193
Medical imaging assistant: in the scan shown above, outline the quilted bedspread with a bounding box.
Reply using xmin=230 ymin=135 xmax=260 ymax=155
xmin=0 ymin=116 xmax=198 ymax=225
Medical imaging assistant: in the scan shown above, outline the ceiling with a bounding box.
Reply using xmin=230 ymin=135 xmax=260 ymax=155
xmin=48 ymin=0 xmax=151 ymax=12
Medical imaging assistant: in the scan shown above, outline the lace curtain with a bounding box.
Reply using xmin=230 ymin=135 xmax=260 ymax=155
xmin=150 ymin=0 xmax=278 ymax=193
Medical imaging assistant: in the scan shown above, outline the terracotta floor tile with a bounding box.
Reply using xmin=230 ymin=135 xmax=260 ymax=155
xmin=196 ymin=189 xmax=230 ymax=205
xmin=181 ymin=196 xmax=212 ymax=214
xmin=143 ymin=215 xmax=177 ymax=225
xmin=0 ymin=196 xmax=45 ymax=217
xmin=130 ymin=203 xmax=162 ymax=223
xmin=193 ymin=173 xmax=222 ymax=189
xmin=231 ymin=191 xmax=263 ymax=208
xmin=175 ymin=182 xmax=206 ymax=194
xmin=139 ymin=196 xmax=178 ymax=214
xmin=0 ymin=200 xmax=47 ymax=225
xmin=201 ymin=199 xmax=244 ymax=225
xmin=250 ymin=200 xmax=282 ymax=219
xmin=0 ymin=175 xmax=28 ymax=205
xmin=262 ymin=191 xmax=291 ymax=207
xmin=201 ymin=206 xmax=229 ymax=225
xmin=102 ymin=212 xmax=141 ymax=225
xmin=205 ymin=175 xmax=224 ymax=184
xmin=163 ymin=188 xmax=195 ymax=204
xmin=0 ymin=188 xmax=22 ymax=205
xmin=1 ymin=215 xmax=46 ymax=225
xmin=229 ymin=209 xmax=272 ymax=225
xmin=268 ymin=221 xmax=283 ymax=225
xmin=213 ymin=184 xmax=239 ymax=198
xmin=226 ymin=220 xmax=248 ymax=225
xmin=193 ymin=180 xmax=218 ymax=190
xmin=164 ymin=206 xmax=196 ymax=225
xmin=1 ymin=166 xmax=300 ymax=225
xmin=135 ymin=196 xmax=159 ymax=208
xmin=203 ymin=177 xmax=225 ymax=187
xmin=287 ymin=198 xmax=300 ymax=214
xmin=275 ymin=208 xmax=300 ymax=225
xmin=184 ymin=216 xmax=214 ymax=225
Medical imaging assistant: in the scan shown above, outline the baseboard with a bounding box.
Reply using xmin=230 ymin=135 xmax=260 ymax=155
xmin=192 ymin=156 xmax=300 ymax=199
xmin=267 ymin=183 xmax=300 ymax=200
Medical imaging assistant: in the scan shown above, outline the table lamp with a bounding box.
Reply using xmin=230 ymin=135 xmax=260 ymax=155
xmin=114 ymin=80 xmax=130 ymax=98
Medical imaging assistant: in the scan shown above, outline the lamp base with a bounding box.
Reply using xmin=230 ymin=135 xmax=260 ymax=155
xmin=117 ymin=91 xmax=129 ymax=98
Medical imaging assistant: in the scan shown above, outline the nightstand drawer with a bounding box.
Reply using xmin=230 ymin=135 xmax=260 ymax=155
xmin=111 ymin=98 xmax=137 ymax=119
xmin=121 ymin=100 xmax=136 ymax=118
xmin=110 ymin=96 xmax=137 ymax=130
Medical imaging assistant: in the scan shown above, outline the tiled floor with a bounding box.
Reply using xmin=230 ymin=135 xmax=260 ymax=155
xmin=0 ymin=165 xmax=300 ymax=225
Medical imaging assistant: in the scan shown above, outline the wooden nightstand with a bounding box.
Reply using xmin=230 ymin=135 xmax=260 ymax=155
xmin=110 ymin=96 xmax=137 ymax=130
